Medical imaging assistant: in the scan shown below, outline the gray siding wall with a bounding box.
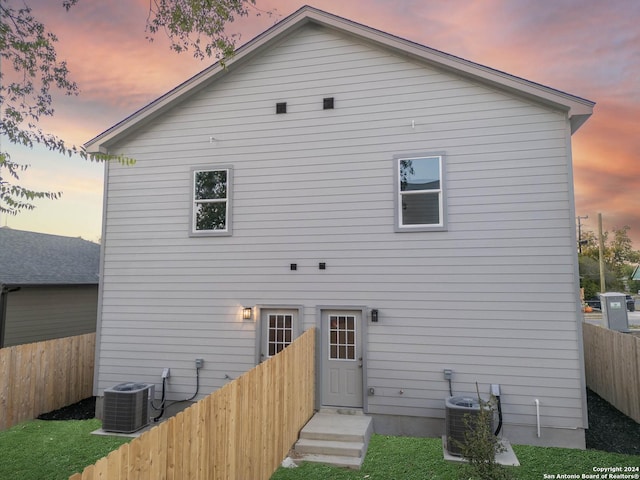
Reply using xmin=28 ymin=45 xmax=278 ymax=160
xmin=3 ymin=286 xmax=98 ymax=346
xmin=97 ymin=25 xmax=583 ymax=434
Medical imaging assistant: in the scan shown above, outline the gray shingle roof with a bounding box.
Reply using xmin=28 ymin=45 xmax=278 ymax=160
xmin=0 ymin=227 xmax=100 ymax=285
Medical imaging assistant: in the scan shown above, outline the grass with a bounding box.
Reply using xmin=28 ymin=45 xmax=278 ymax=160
xmin=0 ymin=419 xmax=130 ymax=480
xmin=271 ymin=434 xmax=640 ymax=480
xmin=1 ymin=422 xmax=638 ymax=480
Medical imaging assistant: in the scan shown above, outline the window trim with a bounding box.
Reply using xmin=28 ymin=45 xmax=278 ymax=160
xmin=189 ymin=165 xmax=233 ymax=237
xmin=393 ymin=153 xmax=447 ymax=232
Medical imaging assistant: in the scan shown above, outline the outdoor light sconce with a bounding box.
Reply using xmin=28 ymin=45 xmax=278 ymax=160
xmin=243 ymin=307 xmax=253 ymax=321
xmin=371 ymin=309 xmax=379 ymax=322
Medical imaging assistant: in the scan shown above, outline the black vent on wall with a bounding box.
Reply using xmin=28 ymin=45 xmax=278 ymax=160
xmin=323 ymin=97 xmax=334 ymax=109
xmin=276 ymin=102 xmax=287 ymax=114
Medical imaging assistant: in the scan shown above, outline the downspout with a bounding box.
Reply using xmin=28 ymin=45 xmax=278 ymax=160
xmin=0 ymin=285 xmax=22 ymax=348
xmin=534 ymin=398 xmax=541 ymax=438
xmin=0 ymin=284 xmax=5 ymax=348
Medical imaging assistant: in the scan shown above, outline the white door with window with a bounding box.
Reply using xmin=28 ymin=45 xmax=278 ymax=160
xmin=259 ymin=309 xmax=299 ymax=361
xmin=321 ymin=310 xmax=363 ymax=408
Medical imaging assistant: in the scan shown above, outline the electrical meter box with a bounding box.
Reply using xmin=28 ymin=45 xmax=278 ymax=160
xmin=600 ymin=292 xmax=629 ymax=332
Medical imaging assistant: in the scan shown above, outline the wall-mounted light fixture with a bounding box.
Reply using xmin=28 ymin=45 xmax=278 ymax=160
xmin=243 ymin=307 xmax=253 ymax=321
xmin=371 ymin=309 xmax=378 ymax=322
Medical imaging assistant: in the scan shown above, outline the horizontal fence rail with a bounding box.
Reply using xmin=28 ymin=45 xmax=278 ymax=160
xmin=71 ymin=327 xmax=316 ymax=480
xmin=0 ymin=333 xmax=96 ymax=431
xmin=583 ymin=323 xmax=640 ymax=423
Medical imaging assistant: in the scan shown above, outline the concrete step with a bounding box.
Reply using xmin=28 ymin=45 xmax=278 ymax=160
xmin=295 ymin=438 xmax=365 ymax=457
xmin=294 ymin=411 xmax=373 ymax=470
xmin=294 ymin=453 xmax=363 ymax=470
xmin=318 ymin=407 xmax=364 ymax=415
xmin=299 ymin=412 xmax=372 ymax=442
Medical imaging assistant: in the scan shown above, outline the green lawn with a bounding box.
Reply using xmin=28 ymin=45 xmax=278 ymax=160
xmin=0 ymin=419 xmax=130 ymax=480
xmin=1 ymin=421 xmax=638 ymax=480
xmin=271 ymin=434 xmax=640 ymax=480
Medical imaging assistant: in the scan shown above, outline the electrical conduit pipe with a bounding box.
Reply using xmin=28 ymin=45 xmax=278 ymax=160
xmin=534 ymin=399 xmax=541 ymax=437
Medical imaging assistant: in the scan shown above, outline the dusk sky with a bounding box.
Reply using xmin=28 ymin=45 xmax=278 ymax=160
xmin=3 ymin=0 xmax=639 ymax=247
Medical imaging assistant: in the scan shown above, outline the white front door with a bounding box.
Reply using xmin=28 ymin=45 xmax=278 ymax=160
xmin=321 ymin=310 xmax=363 ymax=408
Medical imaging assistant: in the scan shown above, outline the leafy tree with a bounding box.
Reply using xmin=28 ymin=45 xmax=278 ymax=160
xmin=1 ymin=0 xmax=265 ymax=216
xmin=145 ymin=0 xmax=267 ymax=61
xmin=608 ymin=225 xmax=640 ymax=267
xmin=622 ymin=264 xmax=640 ymax=295
xmin=455 ymin=385 xmax=511 ymax=480
xmin=578 ymin=225 xmax=640 ymax=294
xmin=579 ymin=255 xmax=617 ymax=298
xmin=0 ymin=0 xmax=79 ymax=215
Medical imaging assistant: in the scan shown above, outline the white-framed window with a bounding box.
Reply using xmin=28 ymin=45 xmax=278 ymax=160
xmin=394 ymin=154 xmax=446 ymax=232
xmin=328 ymin=314 xmax=357 ymax=361
xmin=257 ymin=306 xmax=303 ymax=363
xmin=190 ymin=166 xmax=232 ymax=236
xmin=267 ymin=313 xmax=294 ymax=357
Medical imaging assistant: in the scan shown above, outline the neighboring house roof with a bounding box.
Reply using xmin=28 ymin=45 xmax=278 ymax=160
xmin=0 ymin=227 xmax=100 ymax=285
xmin=85 ymin=5 xmax=594 ymax=154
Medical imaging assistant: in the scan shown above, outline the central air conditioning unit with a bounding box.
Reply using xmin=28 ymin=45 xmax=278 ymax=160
xmin=445 ymin=396 xmax=494 ymax=456
xmin=103 ymin=382 xmax=155 ymax=433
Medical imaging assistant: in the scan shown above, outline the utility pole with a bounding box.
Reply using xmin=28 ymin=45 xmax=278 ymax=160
xmin=598 ymin=213 xmax=606 ymax=293
xmin=577 ymin=215 xmax=588 ymax=254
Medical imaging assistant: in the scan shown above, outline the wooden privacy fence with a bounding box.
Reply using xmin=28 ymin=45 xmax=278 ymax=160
xmin=0 ymin=333 xmax=95 ymax=431
xmin=583 ymin=323 xmax=640 ymax=423
xmin=71 ymin=327 xmax=316 ymax=480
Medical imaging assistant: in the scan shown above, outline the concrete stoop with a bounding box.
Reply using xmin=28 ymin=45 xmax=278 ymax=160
xmin=294 ymin=409 xmax=373 ymax=470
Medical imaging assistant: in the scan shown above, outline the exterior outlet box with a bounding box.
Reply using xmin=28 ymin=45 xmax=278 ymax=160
xmin=443 ymin=369 xmax=453 ymax=380
xmin=162 ymin=368 xmax=170 ymax=379
xmin=491 ymin=384 xmax=501 ymax=396
xmin=195 ymin=358 xmax=204 ymax=369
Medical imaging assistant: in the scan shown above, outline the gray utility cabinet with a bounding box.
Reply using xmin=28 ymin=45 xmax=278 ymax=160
xmin=600 ymin=292 xmax=629 ymax=332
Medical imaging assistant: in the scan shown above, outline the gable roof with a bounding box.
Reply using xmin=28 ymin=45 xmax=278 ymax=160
xmin=85 ymin=5 xmax=594 ymax=153
xmin=0 ymin=228 xmax=100 ymax=286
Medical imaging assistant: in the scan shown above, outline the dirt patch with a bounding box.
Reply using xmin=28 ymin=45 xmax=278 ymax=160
xmin=37 ymin=397 xmax=96 ymax=421
xmin=37 ymin=390 xmax=639 ymax=455
xmin=585 ymin=388 xmax=640 ymax=455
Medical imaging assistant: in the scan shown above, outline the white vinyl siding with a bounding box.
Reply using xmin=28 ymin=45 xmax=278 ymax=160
xmin=97 ymin=23 xmax=584 ymax=439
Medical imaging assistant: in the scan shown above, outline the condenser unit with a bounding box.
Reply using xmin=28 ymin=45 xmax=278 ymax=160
xmin=103 ymin=382 xmax=154 ymax=433
xmin=445 ymin=396 xmax=494 ymax=456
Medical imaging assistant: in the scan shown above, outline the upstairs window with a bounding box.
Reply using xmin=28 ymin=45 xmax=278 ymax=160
xmin=395 ymin=155 xmax=446 ymax=232
xmin=191 ymin=167 xmax=232 ymax=236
